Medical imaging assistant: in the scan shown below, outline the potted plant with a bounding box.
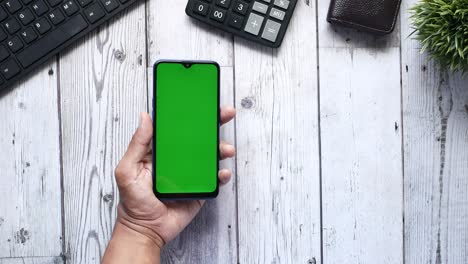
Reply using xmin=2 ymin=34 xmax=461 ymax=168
xmin=411 ymin=0 xmax=468 ymax=72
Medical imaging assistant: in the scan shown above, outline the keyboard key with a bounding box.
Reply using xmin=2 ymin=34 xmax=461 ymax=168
xmin=32 ymin=0 xmax=48 ymax=16
xmin=100 ymin=0 xmax=119 ymax=12
xmin=244 ymin=13 xmax=263 ymax=35
xmin=0 ymin=45 xmax=9 ymax=61
xmin=0 ymin=27 xmax=7 ymax=41
xmin=18 ymin=8 xmax=35 ymax=25
xmin=228 ymin=13 xmax=243 ymax=29
xmin=62 ymin=0 xmax=78 ymax=16
xmin=20 ymin=0 xmax=32 ymax=5
xmin=193 ymin=1 xmax=209 ymax=16
xmin=0 ymin=59 xmax=21 ymax=79
xmin=215 ymin=0 xmax=230 ymax=8
xmin=4 ymin=17 xmax=20 ymax=34
xmin=34 ymin=17 xmax=51 ymax=34
xmin=78 ymin=0 xmax=92 ymax=7
xmin=209 ymin=7 xmax=226 ymax=22
xmin=233 ymin=0 xmax=248 ymax=15
xmin=48 ymin=9 xmax=65 ymax=24
xmin=6 ymin=36 xmax=23 ymax=52
xmin=4 ymin=0 xmax=22 ymax=14
xmin=269 ymin=7 xmax=285 ymax=20
xmin=19 ymin=27 xmax=37 ymax=43
xmin=252 ymin=1 xmax=268 ymax=14
xmin=47 ymin=0 xmax=62 ymax=6
xmin=261 ymin=19 xmax=280 ymax=42
xmin=0 ymin=7 xmax=7 ymax=21
xmin=17 ymin=14 xmax=87 ymax=68
xmin=84 ymin=3 xmax=105 ymax=23
xmin=273 ymin=0 xmax=288 ymax=9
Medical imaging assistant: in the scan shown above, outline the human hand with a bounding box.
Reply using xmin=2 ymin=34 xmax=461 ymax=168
xmin=113 ymin=107 xmax=236 ymax=249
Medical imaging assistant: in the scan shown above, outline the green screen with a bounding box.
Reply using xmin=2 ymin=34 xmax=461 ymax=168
xmin=154 ymin=62 xmax=219 ymax=195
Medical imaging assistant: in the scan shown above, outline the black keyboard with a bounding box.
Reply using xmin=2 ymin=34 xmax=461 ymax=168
xmin=186 ymin=0 xmax=297 ymax=48
xmin=0 ymin=0 xmax=138 ymax=91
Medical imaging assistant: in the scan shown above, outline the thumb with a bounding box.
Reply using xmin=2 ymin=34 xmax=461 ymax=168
xmin=124 ymin=112 xmax=153 ymax=164
xmin=115 ymin=112 xmax=153 ymax=186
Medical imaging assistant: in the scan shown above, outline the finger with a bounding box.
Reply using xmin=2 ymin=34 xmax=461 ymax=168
xmin=115 ymin=113 xmax=153 ymax=186
xmin=122 ymin=112 xmax=153 ymax=164
xmin=219 ymin=141 xmax=235 ymax=159
xmin=220 ymin=106 xmax=236 ymax=125
xmin=218 ymin=169 xmax=231 ymax=185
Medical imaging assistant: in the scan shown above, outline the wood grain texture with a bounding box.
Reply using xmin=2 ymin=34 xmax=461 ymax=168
xmin=317 ymin=1 xmax=403 ymax=263
xmin=0 ymin=256 xmax=63 ymax=264
xmin=400 ymin=0 xmax=468 ymax=262
xmin=147 ymin=0 xmax=237 ymax=260
xmin=0 ymin=63 xmax=62 ymax=258
xmin=58 ymin=5 xmax=147 ymax=263
xmin=234 ymin=1 xmax=321 ymax=263
xmin=147 ymin=0 xmax=233 ymax=67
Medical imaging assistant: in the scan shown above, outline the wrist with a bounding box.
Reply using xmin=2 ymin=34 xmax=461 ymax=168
xmin=114 ymin=217 xmax=165 ymax=251
xmin=103 ymin=220 xmax=162 ymax=264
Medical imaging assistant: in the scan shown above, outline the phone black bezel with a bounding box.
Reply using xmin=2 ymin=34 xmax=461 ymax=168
xmin=152 ymin=60 xmax=220 ymax=200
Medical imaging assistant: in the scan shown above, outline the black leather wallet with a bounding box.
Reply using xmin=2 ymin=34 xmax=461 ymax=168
xmin=327 ymin=0 xmax=401 ymax=35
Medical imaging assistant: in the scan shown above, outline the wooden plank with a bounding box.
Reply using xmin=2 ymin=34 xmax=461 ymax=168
xmin=317 ymin=2 xmax=403 ymax=263
xmin=58 ymin=5 xmax=148 ymax=263
xmin=0 ymin=63 xmax=62 ymax=258
xmin=234 ymin=1 xmax=321 ymax=263
xmin=400 ymin=0 xmax=468 ymax=262
xmin=147 ymin=1 xmax=237 ymax=262
xmin=0 ymin=256 xmax=63 ymax=264
xmin=147 ymin=0 xmax=232 ymax=66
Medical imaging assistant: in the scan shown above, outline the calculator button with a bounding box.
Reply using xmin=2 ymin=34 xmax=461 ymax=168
xmin=269 ymin=7 xmax=285 ymax=20
xmin=252 ymin=1 xmax=268 ymax=14
xmin=215 ymin=0 xmax=231 ymax=8
xmin=228 ymin=13 xmax=244 ymax=29
xmin=209 ymin=7 xmax=226 ymax=22
xmin=273 ymin=0 xmax=289 ymax=9
xmin=261 ymin=19 xmax=280 ymax=42
xmin=244 ymin=13 xmax=263 ymax=35
xmin=193 ymin=1 xmax=209 ymax=16
xmin=233 ymin=0 xmax=248 ymax=15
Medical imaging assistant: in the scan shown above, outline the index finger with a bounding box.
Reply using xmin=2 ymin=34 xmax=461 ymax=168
xmin=220 ymin=106 xmax=236 ymax=125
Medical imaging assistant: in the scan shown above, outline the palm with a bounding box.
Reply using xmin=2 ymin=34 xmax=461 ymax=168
xmin=115 ymin=107 xmax=235 ymax=245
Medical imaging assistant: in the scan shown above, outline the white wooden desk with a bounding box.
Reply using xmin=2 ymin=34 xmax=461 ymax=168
xmin=0 ymin=0 xmax=467 ymax=263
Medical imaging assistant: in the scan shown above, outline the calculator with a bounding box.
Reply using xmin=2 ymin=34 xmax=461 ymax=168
xmin=185 ymin=0 xmax=297 ymax=48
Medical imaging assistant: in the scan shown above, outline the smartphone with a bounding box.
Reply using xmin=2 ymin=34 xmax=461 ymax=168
xmin=153 ymin=60 xmax=220 ymax=199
